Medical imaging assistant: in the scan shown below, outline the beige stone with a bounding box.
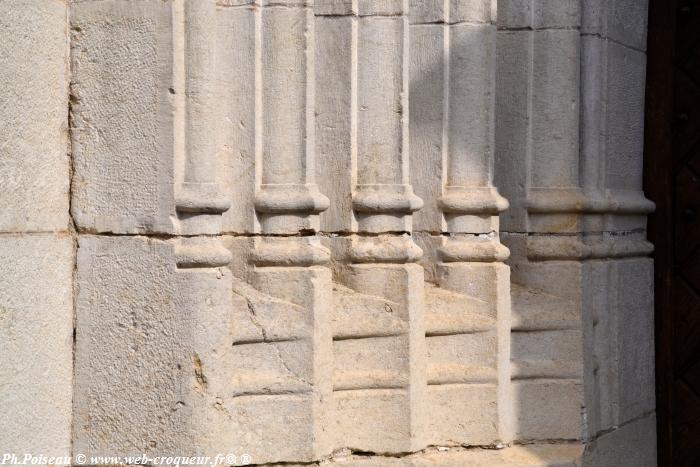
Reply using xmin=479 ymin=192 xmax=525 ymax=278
xmin=0 ymin=236 xmax=73 ymax=459
xmin=0 ymin=0 xmax=658 ymax=464
xmin=0 ymin=0 xmax=69 ymax=233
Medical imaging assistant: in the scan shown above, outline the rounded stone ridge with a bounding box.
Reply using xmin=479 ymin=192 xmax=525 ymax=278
xmin=439 ymin=186 xmax=510 ymax=214
xmin=584 ymin=189 xmax=657 ymax=215
xmin=251 ymin=237 xmax=331 ymax=267
xmin=525 ymin=235 xmax=655 ymax=261
xmin=352 ymin=184 xmax=424 ymax=214
xmin=438 ymin=236 xmax=510 ymax=263
xmin=527 ymin=188 xmax=656 ymax=215
xmin=526 ymin=188 xmax=589 ymax=214
xmin=175 ymin=182 xmax=231 ymax=214
xmin=350 ymin=235 xmax=424 ymax=264
xmin=254 ymin=184 xmax=330 ymax=214
xmin=174 ymin=237 xmax=232 ymax=268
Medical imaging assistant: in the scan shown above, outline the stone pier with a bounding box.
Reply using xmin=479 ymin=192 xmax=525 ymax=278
xmin=0 ymin=0 xmax=656 ymax=465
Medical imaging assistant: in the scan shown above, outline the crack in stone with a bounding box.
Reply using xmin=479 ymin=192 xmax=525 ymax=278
xmin=243 ymin=296 xmax=312 ymax=389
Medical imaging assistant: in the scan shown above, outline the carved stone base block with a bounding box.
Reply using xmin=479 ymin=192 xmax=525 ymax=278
xmin=333 ymin=262 xmax=426 ymax=453
xmin=73 ymin=235 xmax=233 ymax=457
xmin=229 ymin=260 xmax=333 ymax=463
xmin=427 ymin=260 xmax=511 ymax=446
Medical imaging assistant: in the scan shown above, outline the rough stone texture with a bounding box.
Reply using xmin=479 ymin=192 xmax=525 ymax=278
xmin=583 ymin=413 xmax=657 ymax=467
xmin=0 ymin=0 xmax=69 ymax=233
xmin=73 ymin=235 xmax=237 ymax=457
xmin=0 ymin=0 xmax=72 ymax=461
xmin=496 ymin=0 xmax=656 ymax=465
xmin=70 ymin=0 xmax=176 ymax=234
xmin=0 ymin=236 xmax=73 ymax=458
xmin=582 ymin=0 xmax=649 ymax=51
xmin=0 ymin=0 xmax=656 ymax=464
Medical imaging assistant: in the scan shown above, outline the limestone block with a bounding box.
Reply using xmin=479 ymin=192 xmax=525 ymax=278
xmin=512 ymin=379 xmax=584 ymax=440
xmin=70 ymin=1 xmax=175 ymax=234
xmin=316 ymin=15 xmax=355 ymax=232
xmin=0 ymin=235 xmax=73 ymax=459
xmin=356 ymin=16 xmax=406 ymax=187
xmin=358 ymin=0 xmax=404 ymax=16
xmin=438 ymin=261 xmax=506 ymax=305
xmin=615 ymin=259 xmax=655 ymax=424
xmin=409 ymin=0 xmax=493 ymax=24
xmin=333 ymin=389 xmax=415 ymax=453
xmin=425 ymin=384 xmax=499 ymax=446
xmin=582 ymin=0 xmax=649 ymax=51
xmin=424 ymin=254 xmax=511 ymax=445
xmin=449 ymin=0 xmax=495 ymax=24
xmin=71 ymin=0 xmax=227 ymax=235
xmin=506 ymin=247 xmax=583 ymax=305
xmin=333 ymin=262 xmax=426 ymax=453
xmin=511 ymin=329 xmax=583 ymax=380
xmin=494 ymin=31 xmax=530 ymax=233
xmin=604 ymin=43 xmax=648 ymax=193
xmin=530 ymin=29 xmax=580 ymax=193
xmin=409 ymin=0 xmax=447 ymax=24
xmin=511 ymin=282 xmax=580 ymax=332
xmin=229 ymin=254 xmax=333 ymax=463
xmin=0 ymin=1 xmax=69 ymax=232
xmin=582 ymin=412 xmax=656 ymax=467
xmin=315 ymin=0 xmax=355 ymax=16
xmin=409 ymin=23 xmax=445 ymax=232
xmin=218 ymin=4 xmax=256 ymax=234
xmin=73 ymin=235 xmax=236 ymax=457
xmin=332 ymin=284 xmax=408 ymax=339
xmin=582 ymin=258 xmax=655 ymax=438
xmin=497 ymin=0 xmax=580 ymax=29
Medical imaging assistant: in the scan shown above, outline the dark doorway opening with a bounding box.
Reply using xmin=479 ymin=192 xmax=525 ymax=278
xmin=645 ymin=0 xmax=700 ymax=465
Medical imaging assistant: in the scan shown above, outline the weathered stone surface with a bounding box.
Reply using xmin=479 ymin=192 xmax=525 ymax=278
xmin=333 ymin=262 xmax=426 ymax=453
xmin=497 ymin=0 xmax=580 ymax=29
xmin=0 ymin=0 xmax=658 ymax=463
xmin=73 ymin=235 xmax=235 ymax=456
xmin=0 ymin=1 xmax=69 ymax=232
xmin=0 ymin=0 xmax=73 ymax=461
xmin=217 ymin=4 xmax=256 ymax=234
xmin=70 ymin=0 xmax=175 ymax=234
xmin=0 ymin=235 xmax=73 ymax=459
xmin=583 ymin=412 xmax=657 ymax=467
xmin=71 ymin=0 xmax=227 ymax=235
xmin=582 ymin=0 xmax=649 ymax=51
xmin=495 ymin=0 xmax=655 ymax=459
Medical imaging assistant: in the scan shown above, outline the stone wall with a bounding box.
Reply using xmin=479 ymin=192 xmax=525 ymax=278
xmin=0 ymin=0 xmax=73 ymax=459
xmin=0 ymin=0 xmax=655 ymax=465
